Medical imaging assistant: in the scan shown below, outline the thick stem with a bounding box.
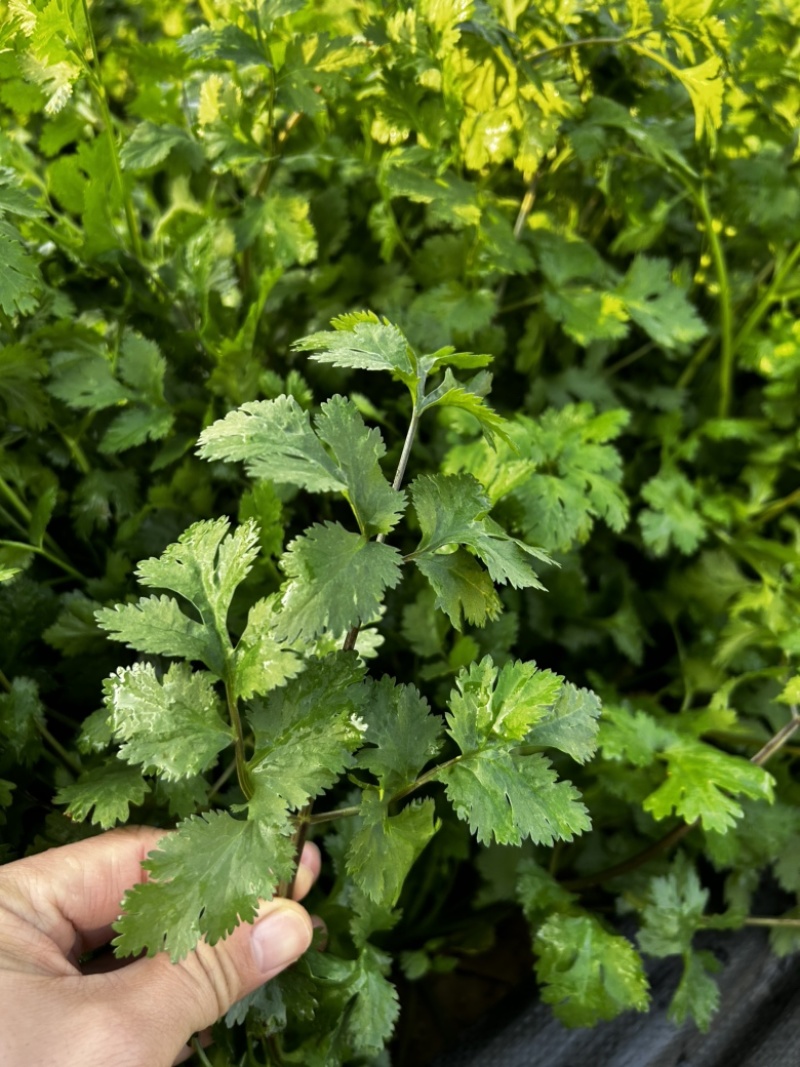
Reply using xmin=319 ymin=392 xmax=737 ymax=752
xmin=693 ymin=184 xmax=734 ymax=416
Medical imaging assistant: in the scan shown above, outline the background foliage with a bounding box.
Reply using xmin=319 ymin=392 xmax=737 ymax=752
xmin=1 ymin=0 xmax=800 ymax=1062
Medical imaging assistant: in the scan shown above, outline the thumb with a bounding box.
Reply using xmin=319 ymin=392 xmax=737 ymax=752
xmin=102 ymin=900 xmax=313 ymax=1065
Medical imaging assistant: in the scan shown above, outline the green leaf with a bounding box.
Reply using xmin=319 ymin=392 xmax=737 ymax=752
xmin=598 ymin=704 xmax=671 ymax=767
xmin=675 ymin=56 xmax=724 ymax=146
xmin=347 ymin=791 xmax=439 ymax=908
xmin=135 ymin=517 xmax=259 ymax=665
xmin=0 ymin=676 xmax=45 ymax=763
xmin=517 ymin=858 xmax=577 ymax=923
xmin=104 ymin=661 xmax=233 ymax=780
xmin=617 ymin=257 xmax=707 ymax=349
xmin=644 ymin=738 xmax=775 ymax=832
xmin=440 ymin=746 xmax=590 ymax=847
xmin=233 ymin=595 xmax=301 ymax=700
xmin=100 ymin=407 xmax=174 ymax=453
xmin=120 ymin=122 xmax=203 ymax=172
xmin=637 ymin=860 xmax=709 ymax=957
xmin=357 ymin=676 xmax=443 ymax=792
xmin=275 ymin=523 xmax=403 ymax=643
xmin=197 ymin=396 xmax=344 ymax=493
xmin=420 ymin=368 xmax=513 ymax=447
xmin=248 ymin=654 xmax=367 ymax=811
xmin=48 ymin=346 xmax=131 ymax=412
xmin=56 ymin=763 xmax=151 ymax=829
xmin=96 ymin=594 xmax=217 ymax=672
xmin=294 ymin=314 xmax=418 ymax=391
xmin=534 ymin=913 xmax=650 ymax=1026
xmin=113 ymin=810 xmax=295 ymax=961
xmin=411 ymin=473 xmax=550 ymax=590
xmin=639 ymin=466 xmax=707 ymax=556
xmin=415 ymin=548 xmax=502 ymax=630
xmin=669 ymin=950 xmax=721 ymax=1031
xmin=43 ymin=591 xmax=105 ymax=656
xmin=524 ymin=683 xmax=602 ymax=764
xmin=0 ymin=220 xmax=42 ymax=316
xmin=314 ymin=396 xmax=406 ymax=536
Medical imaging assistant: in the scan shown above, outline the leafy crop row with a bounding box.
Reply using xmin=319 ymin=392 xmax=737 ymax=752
xmin=1 ymin=0 xmax=799 ymax=1063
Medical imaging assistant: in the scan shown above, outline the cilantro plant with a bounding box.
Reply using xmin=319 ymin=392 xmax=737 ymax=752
xmin=1 ymin=0 xmax=800 ymax=1063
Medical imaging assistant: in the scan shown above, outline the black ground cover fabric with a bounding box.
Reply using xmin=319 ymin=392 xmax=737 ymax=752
xmin=434 ymin=925 xmax=800 ymax=1067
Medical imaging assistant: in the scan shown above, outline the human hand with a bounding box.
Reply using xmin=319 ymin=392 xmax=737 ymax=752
xmin=0 ymin=825 xmax=320 ymax=1067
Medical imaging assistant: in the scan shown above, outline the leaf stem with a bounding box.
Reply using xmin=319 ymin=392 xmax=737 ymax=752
xmin=526 ymin=32 xmax=646 ymax=64
xmin=693 ymin=183 xmax=734 ymax=415
xmin=36 ymin=720 xmax=82 ymax=776
xmin=733 ymin=238 xmax=800 ymax=354
xmin=190 ymin=1036 xmax=215 ymax=1067
xmin=562 ymin=705 xmax=800 ymax=893
xmin=743 ymin=917 xmax=800 ymax=929
xmin=0 ymin=540 xmax=87 ymax=583
xmin=80 ymin=0 xmax=143 ymax=260
xmin=226 ymin=685 xmax=253 ymax=801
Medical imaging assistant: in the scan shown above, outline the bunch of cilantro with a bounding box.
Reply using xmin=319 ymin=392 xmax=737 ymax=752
xmin=1 ymin=0 xmax=799 ymax=1062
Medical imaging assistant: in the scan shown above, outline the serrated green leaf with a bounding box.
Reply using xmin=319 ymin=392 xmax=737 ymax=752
xmin=314 ymin=396 xmax=406 ymax=536
xmin=96 ymin=594 xmax=216 ymax=671
xmin=411 ymin=473 xmax=550 ymax=590
xmin=644 ymin=738 xmax=774 ymax=832
xmin=100 ymin=407 xmax=174 ymax=453
xmin=197 ymin=396 xmax=344 ymax=493
xmin=0 ymin=220 xmax=42 ymax=316
xmin=113 ymin=810 xmax=295 ymax=961
xmin=440 ymin=746 xmax=590 ymax=847
xmin=415 ymin=548 xmax=502 ymax=630
xmin=347 ymin=791 xmax=439 ymax=908
xmin=447 ymin=656 xmax=564 ymax=747
xmin=669 ymin=950 xmax=721 ymax=1031
xmin=135 ymin=517 xmax=259 ymax=665
xmin=535 ymin=913 xmax=650 ymax=1026
xmin=617 ymin=256 xmax=707 ymax=349
xmin=43 ymin=591 xmax=104 ymax=655
xmin=120 ymin=122 xmax=203 ymax=172
xmin=48 ymin=346 xmax=131 ymax=412
xmin=356 ymin=676 xmax=443 ymax=792
xmin=517 ymin=858 xmax=577 ymax=923
xmin=0 ymin=675 xmax=45 ymax=763
xmin=640 ymin=467 xmax=707 ymax=556
xmin=105 ymin=661 xmax=232 ymax=779
xmin=420 ymin=368 xmax=512 ymax=447
xmin=275 ymin=523 xmax=403 ymax=643
xmin=248 ymin=654 xmax=367 ymax=811
xmin=55 ymin=763 xmax=151 ymax=829
xmin=294 ymin=316 xmax=417 ymax=391
xmin=525 ymin=683 xmax=602 ymax=764
xmin=637 ymin=860 xmax=709 ymax=957
xmin=233 ymin=595 xmax=300 ymax=700
xmin=598 ymin=704 xmax=671 ymax=767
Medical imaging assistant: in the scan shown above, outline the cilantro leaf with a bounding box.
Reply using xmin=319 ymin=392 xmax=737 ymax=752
xmin=196 ymin=396 xmax=344 ymax=492
xmin=314 ymin=396 xmax=406 ymax=536
xmin=438 ymin=658 xmax=589 ymax=846
xmin=534 ymin=914 xmax=650 ymax=1026
xmin=524 ymin=683 xmax=602 ymax=764
xmin=414 ymin=548 xmax=502 ymax=630
xmin=294 ymin=313 xmax=418 ymax=391
xmin=356 ymin=676 xmax=443 ymax=792
xmin=56 ymin=763 xmax=151 ymax=829
xmin=411 ymin=473 xmax=550 ymax=591
xmin=644 ymin=738 xmax=774 ymax=832
xmin=617 ymin=256 xmax=708 ymax=349
xmin=248 ymin=654 xmax=367 ymax=811
xmin=420 ymin=368 xmax=512 ymax=447
xmin=347 ymin=792 xmax=439 ymax=908
xmin=669 ymin=950 xmax=722 ymax=1031
xmin=136 ymin=517 xmax=259 ymax=664
xmin=95 ymin=594 xmax=214 ymax=671
xmin=639 ymin=466 xmax=708 ymax=556
xmin=0 ymin=220 xmax=41 ymax=316
xmin=104 ymin=661 xmax=233 ymax=780
xmin=275 ymin=523 xmax=403 ymax=643
xmin=113 ymin=811 xmax=295 ymax=961
xmin=232 ymin=595 xmax=300 ymax=700
xmin=0 ymin=676 xmax=45 ymax=763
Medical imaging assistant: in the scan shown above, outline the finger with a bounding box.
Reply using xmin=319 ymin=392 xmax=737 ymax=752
xmin=97 ymin=899 xmax=313 ymax=1065
xmin=292 ymin=841 xmax=321 ymax=901
xmin=0 ymin=826 xmax=168 ymax=958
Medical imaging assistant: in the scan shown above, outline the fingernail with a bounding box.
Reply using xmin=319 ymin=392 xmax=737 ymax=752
xmin=250 ymin=907 xmax=310 ymax=974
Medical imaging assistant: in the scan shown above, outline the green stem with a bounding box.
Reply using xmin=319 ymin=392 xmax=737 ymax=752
xmin=190 ymin=1036 xmax=215 ymax=1067
xmin=526 ymin=32 xmax=646 ymax=64
xmin=743 ymin=917 xmax=800 ymax=929
xmin=0 ymin=540 xmax=87 ymax=582
xmin=693 ymin=183 xmax=734 ymax=415
xmin=80 ymin=0 xmax=143 ymax=260
xmin=37 ymin=721 xmax=82 ymax=776
xmin=0 ymin=475 xmax=32 ymax=523
xmin=733 ymin=239 xmax=800 ymax=354
xmin=226 ymin=686 xmax=253 ymax=801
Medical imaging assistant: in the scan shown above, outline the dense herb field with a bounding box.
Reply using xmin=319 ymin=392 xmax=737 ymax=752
xmin=1 ymin=0 xmax=799 ymax=1063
